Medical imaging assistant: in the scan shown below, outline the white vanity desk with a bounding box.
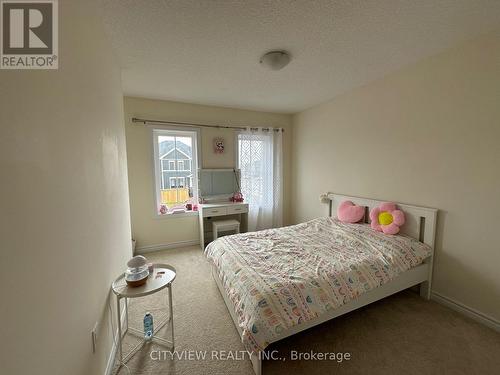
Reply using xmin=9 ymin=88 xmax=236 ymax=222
xmin=198 ymin=202 xmax=248 ymax=249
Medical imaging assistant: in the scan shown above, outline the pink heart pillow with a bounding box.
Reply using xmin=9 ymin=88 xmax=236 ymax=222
xmin=337 ymin=200 xmax=365 ymax=223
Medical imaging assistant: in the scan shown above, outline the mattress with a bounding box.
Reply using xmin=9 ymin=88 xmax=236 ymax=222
xmin=205 ymin=217 xmax=432 ymax=352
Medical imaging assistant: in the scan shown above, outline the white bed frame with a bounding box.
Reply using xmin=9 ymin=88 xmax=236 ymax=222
xmin=211 ymin=193 xmax=437 ymax=375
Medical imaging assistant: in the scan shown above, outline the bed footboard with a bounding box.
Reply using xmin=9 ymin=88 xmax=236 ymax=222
xmin=211 ymin=262 xmax=431 ymax=375
xmin=211 ymin=267 xmax=263 ymax=375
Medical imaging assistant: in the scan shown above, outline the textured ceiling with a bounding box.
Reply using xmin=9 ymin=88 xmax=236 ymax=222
xmin=101 ymin=0 xmax=500 ymax=113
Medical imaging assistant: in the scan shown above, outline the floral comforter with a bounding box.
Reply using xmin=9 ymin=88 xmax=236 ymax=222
xmin=205 ymin=217 xmax=432 ymax=352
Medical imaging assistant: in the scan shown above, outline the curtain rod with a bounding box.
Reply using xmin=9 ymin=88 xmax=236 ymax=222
xmin=131 ymin=117 xmax=284 ymax=132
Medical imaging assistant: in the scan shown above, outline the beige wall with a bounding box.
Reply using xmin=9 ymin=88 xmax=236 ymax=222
xmin=292 ymin=31 xmax=500 ymax=321
xmin=124 ymin=97 xmax=292 ymax=249
xmin=0 ymin=1 xmax=131 ymax=374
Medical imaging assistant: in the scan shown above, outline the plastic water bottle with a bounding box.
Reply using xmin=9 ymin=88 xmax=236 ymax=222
xmin=144 ymin=312 xmax=153 ymax=341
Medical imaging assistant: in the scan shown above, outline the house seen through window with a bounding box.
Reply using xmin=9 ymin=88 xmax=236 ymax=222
xmin=153 ymin=129 xmax=198 ymax=215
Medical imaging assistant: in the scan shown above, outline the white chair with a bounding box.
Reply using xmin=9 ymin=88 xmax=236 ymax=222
xmin=212 ymin=219 xmax=240 ymax=240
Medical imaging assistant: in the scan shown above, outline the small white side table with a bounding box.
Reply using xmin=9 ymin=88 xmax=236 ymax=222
xmin=111 ymin=263 xmax=176 ymax=366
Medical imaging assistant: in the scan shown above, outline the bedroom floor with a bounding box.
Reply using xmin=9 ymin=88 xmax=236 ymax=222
xmin=113 ymin=246 xmax=500 ymax=375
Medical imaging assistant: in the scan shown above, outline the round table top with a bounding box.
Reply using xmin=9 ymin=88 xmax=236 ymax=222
xmin=112 ymin=263 xmax=176 ymax=298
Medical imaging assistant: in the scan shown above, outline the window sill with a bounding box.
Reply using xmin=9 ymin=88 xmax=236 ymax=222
xmin=154 ymin=211 xmax=198 ymax=219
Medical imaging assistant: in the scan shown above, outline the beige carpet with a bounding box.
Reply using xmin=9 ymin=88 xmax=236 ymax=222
xmin=113 ymin=246 xmax=500 ymax=375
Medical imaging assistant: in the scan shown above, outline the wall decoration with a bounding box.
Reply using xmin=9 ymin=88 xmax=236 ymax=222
xmin=214 ymin=137 xmax=225 ymax=154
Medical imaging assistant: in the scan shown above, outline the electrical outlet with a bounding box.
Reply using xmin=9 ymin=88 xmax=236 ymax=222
xmin=91 ymin=321 xmax=99 ymax=353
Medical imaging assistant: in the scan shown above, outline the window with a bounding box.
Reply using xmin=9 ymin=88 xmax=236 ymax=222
xmin=237 ymin=134 xmax=266 ymax=205
xmin=169 ymin=177 xmax=177 ymax=188
xmin=237 ymin=130 xmax=283 ymax=230
xmin=153 ymin=129 xmax=199 ymax=216
xmin=168 ymin=177 xmax=185 ymax=188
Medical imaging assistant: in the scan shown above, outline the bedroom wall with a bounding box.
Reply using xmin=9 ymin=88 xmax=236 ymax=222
xmin=291 ymin=31 xmax=500 ymax=323
xmin=124 ymin=97 xmax=292 ymax=250
xmin=0 ymin=1 xmax=131 ymax=374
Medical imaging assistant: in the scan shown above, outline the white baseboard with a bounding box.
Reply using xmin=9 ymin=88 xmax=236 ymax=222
xmin=431 ymin=291 xmax=500 ymax=333
xmin=135 ymin=239 xmax=200 ymax=254
xmin=104 ymin=300 xmax=128 ymax=375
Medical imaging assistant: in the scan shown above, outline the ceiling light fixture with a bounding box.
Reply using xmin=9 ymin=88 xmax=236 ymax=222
xmin=259 ymin=50 xmax=291 ymax=71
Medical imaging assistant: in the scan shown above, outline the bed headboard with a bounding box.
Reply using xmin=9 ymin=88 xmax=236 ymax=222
xmin=327 ymin=193 xmax=438 ymax=248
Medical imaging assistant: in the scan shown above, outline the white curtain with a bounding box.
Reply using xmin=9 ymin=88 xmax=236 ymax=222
xmin=237 ymin=128 xmax=283 ymax=231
